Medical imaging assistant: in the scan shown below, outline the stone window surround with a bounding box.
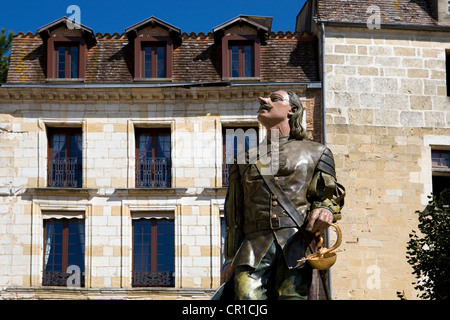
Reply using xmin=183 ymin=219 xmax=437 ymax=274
xmin=38 ymin=119 xmax=87 ymax=188
xmin=29 ymin=198 xmax=91 ymax=287
xmin=421 ymin=135 xmax=450 ymax=205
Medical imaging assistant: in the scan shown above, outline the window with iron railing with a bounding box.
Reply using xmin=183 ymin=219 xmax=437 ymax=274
xmin=135 ymin=128 xmax=171 ymax=188
xmin=47 ymin=128 xmax=82 ymax=188
xmin=43 ymin=218 xmax=85 ymax=287
xmin=222 ymin=126 xmax=258 ymax=187
xmin=132 ymin=217 xmax=175 ymax=287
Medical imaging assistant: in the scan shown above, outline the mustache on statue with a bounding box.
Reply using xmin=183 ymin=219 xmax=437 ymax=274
xmin=258 ymin=104 xmax=272 ymax=113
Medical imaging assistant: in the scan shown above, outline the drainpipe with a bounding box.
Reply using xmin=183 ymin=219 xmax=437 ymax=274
xmin=320 ymin=21 xmax=333 ymax=300
xmin=321 ymin=22 xmax=326 ymax=147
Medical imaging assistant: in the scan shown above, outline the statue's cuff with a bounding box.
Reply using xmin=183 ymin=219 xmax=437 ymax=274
xmin=311 ymin=199 xmax=342 ymax=221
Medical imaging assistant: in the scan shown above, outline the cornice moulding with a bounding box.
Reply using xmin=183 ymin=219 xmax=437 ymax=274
xmin=0 ymin=83 xmax=310 ymax=103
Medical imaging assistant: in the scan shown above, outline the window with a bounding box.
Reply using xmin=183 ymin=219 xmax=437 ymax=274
xmin=220 ymin=214 xmax=226 ymax=281
xmin=219 ymin=35 xmax=261 ymax=80
xmin=37 ymin=17 xmax=93 ymax=80
xmin=133 ymin=37 xmax=174 ymax=80
xmin=143 ymin=43 xmax=167 ymax=78
xmin=446 ymin=53 xmax=450 ymax=96
xmin=47 ymin=127 xmax=82 ymax=188
xmin=432 ymin=150 xmax=450 ymax=168
xmin=214 ymin=16 xmax=269 ymax=80
xmin=45 ymin=37 xmax=86 ymax=79
xmin=135 ymin=128 xmax=171 ymax=188
xmin=56 ymin=43 xmax=79 ymax=78
xmin=125 ymin=17 xmax=180 ymax=81
xmin=222 ymin=126 xmax=258 ymax=186
xmin=431 ymin=149 xmax=450 ymax=199
xmin=230 ymin=41 xmax=254 ymax=77
xmin=132 ymin=218 xmax=175 ymax=287
xmin=43 ymin=218 xmax=85 ymax=287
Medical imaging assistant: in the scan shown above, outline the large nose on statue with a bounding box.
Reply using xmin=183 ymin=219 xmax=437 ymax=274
xmin=258 ymin=96 xmax=268 ymax=104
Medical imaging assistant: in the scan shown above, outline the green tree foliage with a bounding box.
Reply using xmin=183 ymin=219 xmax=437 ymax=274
xmin=0 ymin=28 xmax=14 ymax=83
xmin=399 ymin=188 xmax=450 ymax=300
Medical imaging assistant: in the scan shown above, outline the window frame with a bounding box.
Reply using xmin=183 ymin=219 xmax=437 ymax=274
xmin=431 ymin=147 xmax=450 ymax=198
xmin=131 ymin=216 xmax=175 ymax=287
xmin=222 ymin=126 xmax=259 ymax=186
xmin=42 ymin=217 xmax=85 ymax=287
xmin=229 ymin=40 xmax=255 ymax=78
xmin=134 ymin=36 xmax=173 ymax=80
xmin=135 ymin=127 xmax=172 ymax=188
xmin=142 ymin=42 xmax=167 ymax=78
xmin=55 ymin=42 xmax=80 ymax=79
xmin=47 ymin=127 xmax=83 ymax=188
xmin=47 ymin=36 xmax=86 ymax=79
xmin=221 ymin=35 xmax=260 ymax=80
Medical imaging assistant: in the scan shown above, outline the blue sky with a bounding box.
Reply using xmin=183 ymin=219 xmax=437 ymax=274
xmin=0 ymin=0 xmax=307 ymax=35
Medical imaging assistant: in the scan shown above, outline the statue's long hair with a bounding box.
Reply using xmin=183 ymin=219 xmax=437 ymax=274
xmin=287 ymin=91 xmax=307 ymax=140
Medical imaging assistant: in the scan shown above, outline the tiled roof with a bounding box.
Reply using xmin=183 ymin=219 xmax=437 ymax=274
xmin=7 ymin=31 xmax=319 ymax=83
xmin=317 ymin=0 xmax=438 ymax=26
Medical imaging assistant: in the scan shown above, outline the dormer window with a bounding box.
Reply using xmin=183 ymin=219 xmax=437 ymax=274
xmin=125 ymin=16 xmax=181 ymax=81
xmin=56 ymin=43 xmax=79 ymax=78
xmin=37 ymin=17 xmax=96 ymax=81
xmin=213 ymin=15 xmax=272 ymax=80
xmin=230 ymin=41 xmax=254 ymax=77
xmin=142 ymin=42 xmax=167 ymax=78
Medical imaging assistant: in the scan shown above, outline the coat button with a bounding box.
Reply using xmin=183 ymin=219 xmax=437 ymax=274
xmin=272 ymin=195 xmax=277 ymax=200
xmin=271 ymin=213 xmax=277 ymax=218
xmin=272 ymin=201 xmax=278 ymax=206
xmin=274 ymin=176 xmax=279 ymax=181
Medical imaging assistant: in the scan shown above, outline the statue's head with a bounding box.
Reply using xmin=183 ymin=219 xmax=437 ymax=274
xmin=257 ymin=90 xmax=306 ymax=140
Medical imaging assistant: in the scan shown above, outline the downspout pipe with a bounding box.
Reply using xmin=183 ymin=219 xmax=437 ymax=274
xmin=320 ymin=21 xmax=333 ymax=300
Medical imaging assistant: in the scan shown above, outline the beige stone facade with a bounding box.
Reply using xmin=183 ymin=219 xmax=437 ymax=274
xmin=323 ymin=26 xmax=450 ymax=299
xmin=3 ymin=1 xmax=450 ymax=301
xmin=0 ymin=84 xmax=320 ymax=299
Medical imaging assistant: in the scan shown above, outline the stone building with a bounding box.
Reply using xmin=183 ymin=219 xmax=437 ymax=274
xmin=297 ymin=0 xmax=450 ymax=299
xmin=0 ymin=15 xmax=322 ymax=299
xmin=2 ymin=0 xmax=449 ymax=301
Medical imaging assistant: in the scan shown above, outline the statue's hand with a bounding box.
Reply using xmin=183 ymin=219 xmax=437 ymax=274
xmin=305 ymin=208 xmax=333 ymax=233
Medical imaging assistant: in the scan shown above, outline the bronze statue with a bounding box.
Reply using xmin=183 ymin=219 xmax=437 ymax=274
xmin=219 ymin=90 xmax=345 ymax=300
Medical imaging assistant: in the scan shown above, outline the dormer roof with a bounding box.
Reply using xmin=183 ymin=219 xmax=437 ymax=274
xmin=125 ymin=16 xmax=182 ymax=44
xmin=37 ymin=16 xmax=97 ymax=44
xmin=213 ymin=15 xmax=272 ymax=33
xmin=212 ymin=15 xmax=272 ymax=44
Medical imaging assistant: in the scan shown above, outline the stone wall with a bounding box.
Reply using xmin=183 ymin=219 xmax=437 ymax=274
xmin=0 ymin=84 xmax=321 ymax=299
xmin=324 ymin=26 xmax=450 ymax=299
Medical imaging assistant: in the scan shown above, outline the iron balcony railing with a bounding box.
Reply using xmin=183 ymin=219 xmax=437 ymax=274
xmin=132 ymin=271 xmax=174 ymax=287
xmin=48 ymin=157 xmax=82 ymax=188
xmin=222 ymin=163 xmax=231 ymax=187
xmin=136 ymin=157 xmax=171 ymax=188
xmin=43 ymin=270 xmax=85 ymax=287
